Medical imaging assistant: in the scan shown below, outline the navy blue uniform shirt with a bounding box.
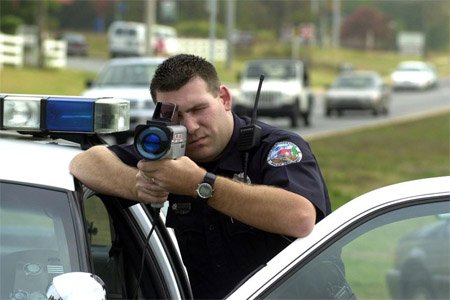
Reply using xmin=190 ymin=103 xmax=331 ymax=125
xmin=109 ymin=113 xmax=331 ymax=299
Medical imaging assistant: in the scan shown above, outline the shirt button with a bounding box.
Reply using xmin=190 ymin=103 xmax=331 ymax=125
xmin=209 ymin=225 xmax=215 ymax=231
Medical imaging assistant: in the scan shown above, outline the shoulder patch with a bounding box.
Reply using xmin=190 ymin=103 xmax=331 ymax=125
xmin=267 ymin=141 xmax=302 ymax=167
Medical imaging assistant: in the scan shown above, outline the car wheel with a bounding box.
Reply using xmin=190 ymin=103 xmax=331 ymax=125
xmin=400 ymin=263 xmax=436 ymax=299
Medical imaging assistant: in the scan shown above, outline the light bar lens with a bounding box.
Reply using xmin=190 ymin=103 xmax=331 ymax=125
xmin=2 ymin=96 xmax=41 ymax=129
xmin=1 ymin=94 xmax=130 ymax=133
xmin=46 ymin=97 xmax=96 ymax=132
xmin=95 ymin=98 xmax=130 ymax=133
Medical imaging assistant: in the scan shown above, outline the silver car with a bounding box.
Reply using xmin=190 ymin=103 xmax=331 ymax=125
xmin=325 ymin=71 xmax=391 ymax=117
xmin=82 ymin=57 xmax=166 ymax=143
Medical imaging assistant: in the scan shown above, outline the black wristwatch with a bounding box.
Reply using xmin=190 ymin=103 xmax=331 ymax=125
xmin=196 ymin=172 xmax=216 ymax=200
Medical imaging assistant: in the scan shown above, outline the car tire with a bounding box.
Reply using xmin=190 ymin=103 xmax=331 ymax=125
xmin=290 ymin=101 xmax=300 ymax=128
xmin=400 ymin=263 xmax=436 ymax=299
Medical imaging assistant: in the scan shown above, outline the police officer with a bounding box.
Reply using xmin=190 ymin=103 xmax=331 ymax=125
xmin=70 ymin=54 xmax=331 ymax=299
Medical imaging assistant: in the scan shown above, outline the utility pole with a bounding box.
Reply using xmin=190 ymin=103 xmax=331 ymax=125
xmin=332 ymin=0 xmax=341 ymax=48
xmin=225 ymin=0 xmax=235 ymax=70
xmin=208 ymin=0 xmax=217 ymax=63
xmin=145 ymin=0 xmax=157 ymax=56
xmin=36 ymin=0 xmax=47 ymax=68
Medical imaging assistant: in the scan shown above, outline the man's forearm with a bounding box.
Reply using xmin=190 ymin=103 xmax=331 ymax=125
xmin=69 ymin=145 xmax=138 ymax=200
xmin=207 ymin=176 xmax=316 ymax=238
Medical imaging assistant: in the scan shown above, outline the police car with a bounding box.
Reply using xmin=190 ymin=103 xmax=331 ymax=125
xmin=1 ymin=94 xmax=449 ymax=300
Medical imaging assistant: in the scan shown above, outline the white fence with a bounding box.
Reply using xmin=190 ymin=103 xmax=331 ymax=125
xmin=0 ymin=33 xmax=24 ymax=68
xmin=178 ymin=38 xmax=227 ymax=62
xmin=0 ymin=32 xmax=66 ymax=69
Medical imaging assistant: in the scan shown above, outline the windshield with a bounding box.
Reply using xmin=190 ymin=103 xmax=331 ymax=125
xmin=333 ymin=75 xmax=376 ymax=89
xmin=245 ymin=61 xmax=297 ymax=80
xmin=95 ymin=63 xmax=159 ymax=87
xmin=0 ymin=182 xmax=80 ymax=299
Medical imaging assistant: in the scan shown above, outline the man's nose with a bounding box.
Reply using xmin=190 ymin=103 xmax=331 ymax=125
xmin=181 ymin=115 xmax=199 ymax=133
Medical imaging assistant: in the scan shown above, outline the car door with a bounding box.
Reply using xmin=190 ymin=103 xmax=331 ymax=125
xmin=83 ymin=189 xmax=192 ymax=299
xmin=228 ymin=195 xmax=450 ymax=299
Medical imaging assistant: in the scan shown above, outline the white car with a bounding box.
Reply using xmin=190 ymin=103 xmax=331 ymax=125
xmin=233 ymin=59 xmax=314 ymax=128
xmin=1 ymin=94 xmax=449 ymax=299
xmin=82 ymin=57 xmax=166 ymax=143
xmin=324 ymin=71 xmax=391 ymax=117
xmin=390 ymin=61 xmax=439 ymax=90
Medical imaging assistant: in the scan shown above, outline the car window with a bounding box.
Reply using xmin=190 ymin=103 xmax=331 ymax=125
xmin=96 ymin=64 xmax=158 ymax=87
xmin=247 ymin=62 xmax=296 ymax=80
xmin=84 ymin=194 xmax=127 ymax=299
xmin=263 ymin=198 xmax=450 ymax=299
xmin=334 ymin=75 xmax=375 ymax=89
xmin=0 ymin=182 xmax=80 ymax=299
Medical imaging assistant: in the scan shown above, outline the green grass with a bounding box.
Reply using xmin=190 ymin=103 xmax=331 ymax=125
xmin=309 ymin=111 xmax=450 ymax=210
xmin=0 ymin=67 xmax=95 ymax=96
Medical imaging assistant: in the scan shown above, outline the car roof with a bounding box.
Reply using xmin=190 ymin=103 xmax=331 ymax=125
xmin=339 ymin=70 xmax=380 ymax=77
xmin=246 ymin=59 xmax=305 ymax=65
xmin=0 ymin=132 xmax=83 ymax=191
xmin=106 ymin=56 xmax=166 ymax=66
xmin=229 ymin=176 xmax=450 ymax=299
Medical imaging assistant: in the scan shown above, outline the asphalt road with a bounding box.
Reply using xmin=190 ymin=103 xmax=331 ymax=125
xmin=68 ymin=57 xmax=449 ymax=140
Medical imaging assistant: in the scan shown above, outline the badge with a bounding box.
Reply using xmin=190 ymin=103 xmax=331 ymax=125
xmin=267 ymin=141 xmax=302 ymax=167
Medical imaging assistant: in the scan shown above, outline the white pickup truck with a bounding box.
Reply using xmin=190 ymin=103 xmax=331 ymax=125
xmin=233 ymin=59 xmax=314 ymax=127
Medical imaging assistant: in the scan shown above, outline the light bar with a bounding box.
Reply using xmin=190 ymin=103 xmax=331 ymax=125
xmin=1 ymin=94 xmax=130 ymax=133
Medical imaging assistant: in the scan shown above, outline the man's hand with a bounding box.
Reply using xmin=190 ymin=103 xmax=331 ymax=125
xmin=136 ymin=156 xmax=205 ymax=203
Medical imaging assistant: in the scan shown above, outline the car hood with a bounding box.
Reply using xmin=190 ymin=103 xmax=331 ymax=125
xmin=82 ymin=87 xmax=152 ymax=101
xmin=391 ymin=71 xmax=433 ymax=80
xmin=325 ymin=88 xmax=379 ymax=98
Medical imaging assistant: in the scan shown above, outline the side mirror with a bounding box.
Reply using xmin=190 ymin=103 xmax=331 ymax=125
xmin=46 ymin=272 xmax=106 ymax=300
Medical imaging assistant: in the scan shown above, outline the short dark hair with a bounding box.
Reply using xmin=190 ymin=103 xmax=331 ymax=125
xmin=150 ymin=54 xmax=221 ymax=103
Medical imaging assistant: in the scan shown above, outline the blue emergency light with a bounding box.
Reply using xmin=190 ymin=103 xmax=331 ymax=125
xmin=0 ymin=94 xmax=130 ymax=133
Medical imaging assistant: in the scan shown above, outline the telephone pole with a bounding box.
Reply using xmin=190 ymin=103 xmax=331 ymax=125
xmin=145 ymin=0 xmax=157 ymax=56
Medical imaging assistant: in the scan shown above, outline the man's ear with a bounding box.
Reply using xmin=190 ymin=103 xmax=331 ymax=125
xmin=218 ymin=85 xmax=232 ymax=110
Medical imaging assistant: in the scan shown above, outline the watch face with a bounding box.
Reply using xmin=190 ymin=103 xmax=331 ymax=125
xmin=198 ymin=183 xmax=213 ymax=199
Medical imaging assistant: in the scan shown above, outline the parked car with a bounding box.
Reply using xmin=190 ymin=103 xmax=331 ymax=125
xmin=233 ymin=59 xmax=314 ymax=128
xmin=1 ymin=93 xmax=449 ymax=300
xmin=324 ymin=70 xmax=391 ymax=117
xmin=62 ymin=32 xmax=88 ymax=57
xmin=390 ymin=61 xmax=438 ymax=90
xmin=82 ymin=57 xmax=165 ymax=143
xmin=107 ymin=21 xmax=178 ymax=58
xmin=386 ymin=213 xmax=450 ymax=299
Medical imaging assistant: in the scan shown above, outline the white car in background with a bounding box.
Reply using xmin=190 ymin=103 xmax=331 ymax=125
xmin=390 ymin=61 xmax=438 ymax=90
xmin=82 ymin=57 xmax=165 ymax=143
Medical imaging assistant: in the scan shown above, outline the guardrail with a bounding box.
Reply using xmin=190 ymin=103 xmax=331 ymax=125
xmin=0 ymin=32 xmax=67 ymax=69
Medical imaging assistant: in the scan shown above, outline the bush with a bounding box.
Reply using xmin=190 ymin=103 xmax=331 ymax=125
xmin=0 ymin=15 xmax=23 ymax=34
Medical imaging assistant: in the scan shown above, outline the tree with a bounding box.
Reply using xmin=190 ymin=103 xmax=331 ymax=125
xmin=340 ymin=5 xmax=395 ymax=50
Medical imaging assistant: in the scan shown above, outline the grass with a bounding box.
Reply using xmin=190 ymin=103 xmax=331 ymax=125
xmin=309 ymin=110 xmax=450 ymax=210
xmin=0 ymin=67 xmax=95 ymax=95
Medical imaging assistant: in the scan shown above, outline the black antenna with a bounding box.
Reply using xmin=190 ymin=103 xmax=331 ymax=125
xmin=237 ymin=74 xmax=264 ymax=183
xmin=251 ymin=74 xmax=264 ymax=123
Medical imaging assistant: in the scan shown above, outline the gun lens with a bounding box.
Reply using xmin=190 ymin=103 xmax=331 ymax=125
xmin=134 ymin=125 xmax=171 ymax=160
xmin=142 ymin=133 xmax=163 ymax=153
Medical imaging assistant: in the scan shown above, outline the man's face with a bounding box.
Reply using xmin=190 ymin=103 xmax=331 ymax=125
xmin=155 ymin=77 xmax=233 ymax=162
